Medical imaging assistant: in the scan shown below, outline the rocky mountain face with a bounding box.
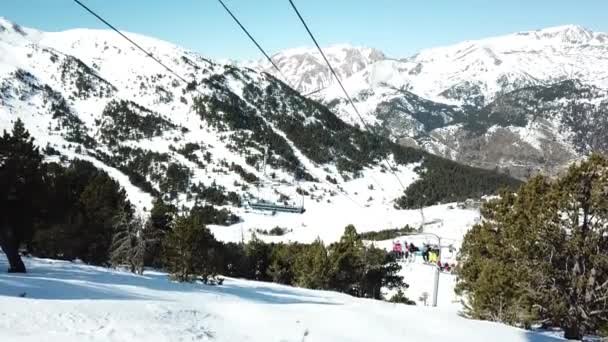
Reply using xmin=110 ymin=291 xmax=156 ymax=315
xmin=246 ymin=44 xmax=386 ymax=95
xmin=252 ymin=25 xmax=608 ymax=178
xmin=0 ymin=18 xmax=516 ymax=224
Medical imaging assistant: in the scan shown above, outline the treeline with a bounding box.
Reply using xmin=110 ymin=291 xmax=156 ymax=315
xmin=456 ymin=154 xmax=608 ymax=340
xmin=0 ymin=120 xmax=411 ymax=305
xmin=161 ymin=220 xmax=408 ymax=301
xmin=395 ymin=155 xmax=521 ymax=208
xmin=358 ymin=225 xmax=418 ymax=241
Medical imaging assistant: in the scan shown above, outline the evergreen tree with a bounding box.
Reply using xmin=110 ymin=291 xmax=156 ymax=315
xmin=149 ymin=197 xmax=176 ymax=232
xmin=359 ymin=245 xmax=406 ymax=299
xmin=544 ymin=155 xmax=608 ymax=339
xmin=328 ymin=225 xmax=365 ymax=295
xmin=294 ymin=238 xmax=330 ymax=290
xmin=31 ymin=160 xmax=132 ymax=266
xmin=145 ymin=198 xmax=175 ymax=267
xmin=457 ymin=155 xmax=608 ymax=339
xmin=0 ymin=119 xmax=45 ymax=272
xmin=163 ymin=213 xmax=219 ymax=282
xmin=389 ymin=289 xmax=416 ymax=305
xmin=78 ymin=173 xmax=132 ymax=265
xmin=268 ymin=243 xmax=300 ymax=285
xmin=110 ymin=212 xmax=147 ymax=275
xmin=219 ymin=242 xmax=249 ymax=278
xmin=244 ymin=235 xmax=272 ymax=281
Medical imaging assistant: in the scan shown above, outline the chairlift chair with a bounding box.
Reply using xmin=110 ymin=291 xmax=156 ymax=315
xmin=247 ymin=145 xmax=305 ymax=214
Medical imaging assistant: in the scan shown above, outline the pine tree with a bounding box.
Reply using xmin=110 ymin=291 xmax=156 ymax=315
xmin=244 ymin=234 xmax=272 ymax=281
xmin=149 ymin=197 xmax=175 ymax=232
xmin=268 ymin=243 xmax=300 ymax=285
xmin=294 ymin=238 xmax=330 ymax=290
xmin=544 ymin=155 xmax=608 ymax=339
xmin=328 ymin=225 xmax=365 ymax=295
xmin=389 ymin=289 xmax=416 ymax=305
xmin=456 ymin=154 xmax=608 ymax=339
xmin=145 ymin=198 xmax=175 ymax=267
xmin=110 ymin=212 xmax=148 ymax=275
xmin=78 ymin=173 xmax=132 ymax=265
xmin=163 ymin=213 xmax=219 ymax=282
xmin=30 ymin=160 xmax=132 ymax=266
xmin=0 ymin=119 xmax=45 ymax=272
xmin=360 ymin=245 xmax=406 ymax=299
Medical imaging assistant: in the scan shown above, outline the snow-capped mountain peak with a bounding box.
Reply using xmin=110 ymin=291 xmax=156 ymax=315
xmin=319 ymin=24 xmax=608 ymax=107
xmin=0 ymin=17 xmax=42 ymax=44
xmin=306 ymin=25 xmax=608 ymax=180
xmin=247 ymin=44 xmax=386 ymax=94
xmin=534 ymin=24 xmax=597 ymax=43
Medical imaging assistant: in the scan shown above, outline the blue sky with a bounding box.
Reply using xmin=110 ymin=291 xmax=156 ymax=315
xmin=3 ymin=0 xmax=607 ymax=60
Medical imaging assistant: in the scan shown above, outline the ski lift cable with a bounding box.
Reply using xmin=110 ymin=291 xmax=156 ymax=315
xmin=216 ymin=3 xmax=369 ymax=210
xmin=216 ymin=0 xmax=297 ymax=90
xmin=72 ymin=0 xmax=192 ymax=86
xmin=72 ymin=1 xmax=376 ymax=216
xmin=288 ymin=0 xmax=409 ymax=193
xmin=71 ymin=0 xmax=218 ymax=106
xmin=216 ymin=0 xmax=386 ymax=197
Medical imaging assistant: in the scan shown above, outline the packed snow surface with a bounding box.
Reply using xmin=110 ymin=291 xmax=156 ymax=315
xmin=0 ymin=255 xmax=564 ymax=342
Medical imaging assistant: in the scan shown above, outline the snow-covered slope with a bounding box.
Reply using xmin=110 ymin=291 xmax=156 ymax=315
xmin=0 ymin=17 xmax=517 ymax=243
xmin=0 ymin=254 xmax=564 ymax=341
xmin=246 ymin=44 xmax=386 ymax=94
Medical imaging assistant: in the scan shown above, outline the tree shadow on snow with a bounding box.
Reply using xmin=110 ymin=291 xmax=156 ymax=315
xmin=0 ymin=275 xmax=153 ymax=300
xmin=212 ymin=283 xmax=342 ymax=306
xmin=0 ymin=257 xmax=157 ymax=300
xmin=0 ymin=256 xmax=341 ymax=305
xmin=524 ymin=330 xmax=567 ymax=341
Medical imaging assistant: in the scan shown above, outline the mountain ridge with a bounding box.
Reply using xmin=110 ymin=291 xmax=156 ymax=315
xmin=0 ymin=17 xmax=517 ymax=237
xmin=246 ymin=24 xmax=608 ymax=179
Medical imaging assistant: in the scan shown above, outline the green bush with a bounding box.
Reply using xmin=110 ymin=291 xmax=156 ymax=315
xmin=389 ymin=289 xmax=416 ymax=305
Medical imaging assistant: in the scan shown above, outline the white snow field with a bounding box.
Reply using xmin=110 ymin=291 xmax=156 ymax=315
xmin=0 ymin=255 xmax=564 ymax=342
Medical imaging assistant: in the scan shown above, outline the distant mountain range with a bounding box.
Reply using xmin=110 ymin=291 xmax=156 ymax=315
xmin=0 ymin=17 xmax=516 ymax=229
xmin=248 ymin=25 xmax=608 ymax=178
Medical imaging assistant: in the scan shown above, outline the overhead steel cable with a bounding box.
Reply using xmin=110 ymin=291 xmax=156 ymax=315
xmin=72 ymin=0 xmax=191 ymax=85
xmin=217 ymin=0 xmax=293 ymax=87
xmin=288 ymin=0 xmax=408 ymax=192
xmin=216 ymin=1 xmax=369 ymax=208
xmin=72 ymin=0 xmax=368 ymax=212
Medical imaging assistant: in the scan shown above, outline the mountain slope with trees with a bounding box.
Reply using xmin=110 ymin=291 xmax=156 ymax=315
xmin=254 ymin=25 xmax=608 ymax=179
xmin=0 ymin=17 xmax=516 ymax=231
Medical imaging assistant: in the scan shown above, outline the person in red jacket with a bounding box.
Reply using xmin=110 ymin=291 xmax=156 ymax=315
xmin=392 ymin=241 xmax=403 ymax=259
